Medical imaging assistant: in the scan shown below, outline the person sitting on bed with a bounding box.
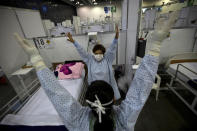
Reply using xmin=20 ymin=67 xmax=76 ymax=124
xmin=66 ymin=26 xmax=121 ymax=100
xmin=13 ymin=11 xmax=178 ymax=131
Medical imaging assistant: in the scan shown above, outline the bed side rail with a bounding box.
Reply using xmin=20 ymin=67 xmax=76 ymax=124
xmin=167 ymin=63 xmax=197 ymax=115
xmin=174 ymin=64 xmax=197 ymax=85
xmin=0 ymin=79 xmax=40 ymax=121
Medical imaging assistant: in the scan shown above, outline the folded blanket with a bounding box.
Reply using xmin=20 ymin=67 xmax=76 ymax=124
xmin=54 ymin=62 xmax=84 ymax=79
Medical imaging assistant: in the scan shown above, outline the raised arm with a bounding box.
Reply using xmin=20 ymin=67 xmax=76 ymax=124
xmin=37 ymin=68 xmax=89 ymax=130
xmin=105 ymin=25 xmax=119 ymax=63
xmin=66 ymin=32 xmax=91 ymax=63
xmin=116 ymin=11 xmax=178 ymax=130
xmin=117 ymin=55 xmax=158 ymax=130
xmin=14 ymin=33 xmax=89 ymax=130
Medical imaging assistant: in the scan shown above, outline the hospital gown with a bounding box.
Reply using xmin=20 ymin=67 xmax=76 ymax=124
xmin=37 ymin=54 xmax=159 ymax=131
xmin=73 ymin=39 xmax=121 ymax=100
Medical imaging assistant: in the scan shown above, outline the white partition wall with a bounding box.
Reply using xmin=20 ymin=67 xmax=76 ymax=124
xmin=35 ymin=32 xmax=126 ymax=66
xmin=0 ymin=7 xmax=28 ymax=77
xmin=38 ymin=35 xmax=89 ymax=64
xmin=145 ymin=28 xmax=196 ymax=64
xmin=0 ymin=6 xmax=47 ymax=76
xmin=15 ymin=9 xmax=46 ymax=38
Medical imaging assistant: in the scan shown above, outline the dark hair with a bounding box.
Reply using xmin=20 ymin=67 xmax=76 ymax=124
xmin=94 ymin=116 xmax=114 ymax=131
xmin=85 ymin=80 xmax=114 ymax=131
xmin=60 ymin=32 xmax=65 ymax=35
xmin=93 ymin=44 xmax=106 ymax=54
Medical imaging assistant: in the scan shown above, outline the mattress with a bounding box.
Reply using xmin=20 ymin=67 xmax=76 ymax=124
xmin=167 ymin=62 xmax=197 ymax=83
xmin=1 ymin=70 xmax=85 ymax=125
xmin=1 ymin=114 xmax=64 ymax=126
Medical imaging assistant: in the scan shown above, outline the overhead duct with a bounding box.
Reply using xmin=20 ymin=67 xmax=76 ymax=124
xmin=61 ymin=0 xmax=76 ymax=7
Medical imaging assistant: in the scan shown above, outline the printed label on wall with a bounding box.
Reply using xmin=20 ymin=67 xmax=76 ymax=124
xmin=34 ymin=38 xmax=54 ymax=49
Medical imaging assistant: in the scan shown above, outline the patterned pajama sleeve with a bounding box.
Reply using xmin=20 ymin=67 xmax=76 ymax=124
xmin=116 ymin=55 xmax=159 ymax=130
xmin=73 ymin=41 xmax=91 ymax=64
xmin=37 ymin=68 xmax=89 ymax=130
xmin=105 ymin=38 xmax=118 ymax=63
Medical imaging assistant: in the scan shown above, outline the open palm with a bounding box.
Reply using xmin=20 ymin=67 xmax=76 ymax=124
xmin=14 ymin=33 xmax=39 ymax=57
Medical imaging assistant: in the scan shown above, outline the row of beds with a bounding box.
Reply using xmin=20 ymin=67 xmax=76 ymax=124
xmin=0 ymin=53 xmax=197 ymax=130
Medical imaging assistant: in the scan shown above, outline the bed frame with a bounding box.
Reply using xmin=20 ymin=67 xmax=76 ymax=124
xmin=0 ymin=78 xmax=40 ymax=121
xmin=0 ymin=61 xmax=88 ymax=121
xmin=166 ymin=55 xmax=197 ymax=115
xmin=52 ymin=61 xmax=88 ymax=105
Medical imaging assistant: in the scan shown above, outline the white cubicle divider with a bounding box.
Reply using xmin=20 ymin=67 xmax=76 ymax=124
xmin=15 ymin=9 xmax=46 ymax=38
xmin=0 ymin=7 xmax=28 ymax=77
xmin=73 ymin=16 xmax=81 ymax=34
xmin=62 ymin=20 xmax=72 ymax=28
xmin=37 ymin=35 xmax=89 ymax=64
xmin=36 ymin=32 xmax=126 ymax=66
xmin=0 ymin=6 xmax=48 ymax=76
xmin=42 ymin=19 xmax=55 ymax=36
xmin=145 ymin=28 xmax=196 ymax=64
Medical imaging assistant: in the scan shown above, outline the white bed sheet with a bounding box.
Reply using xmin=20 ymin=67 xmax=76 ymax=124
xmin=1 ymin=71 xmax=85 ymax=125
xmin=1 ymin=114 xmax=64 ymax=126
xmin=167 ymin=62 xmax=197 ymax=82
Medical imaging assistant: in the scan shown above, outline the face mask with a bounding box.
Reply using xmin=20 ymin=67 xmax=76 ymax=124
xmin=94 ymin=54 xmax=103 ymax=61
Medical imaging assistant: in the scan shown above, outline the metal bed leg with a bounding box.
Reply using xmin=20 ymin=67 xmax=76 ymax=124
xmin=17 ymin=75 xmax=30 ymax=100
xmin=166 ymin=64 xmax=197 ymax=115
xmin=156 ymin=89 xmax=159 ymax=101
xmin=192 ymin=97 xmax=197 ymax=109
xmin=169 ymin=77 xmax=174 ymax=89
xmin=154 ymin=74 xmax=161 ymax=101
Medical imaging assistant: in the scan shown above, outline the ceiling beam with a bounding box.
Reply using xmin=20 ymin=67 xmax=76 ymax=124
xmin=86 ymin=0 xmax=93 ymax=5
xmin=61 ymin=0 xmax=76 ymax=7
xmin=81 ymin=0 xmax=89 ymax=5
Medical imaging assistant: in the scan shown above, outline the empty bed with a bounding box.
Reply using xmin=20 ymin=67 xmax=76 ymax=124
xmin=166 ymin=53 xmax=197 ymax=115
xmin=167 ymin=62 xmax=197 ymax=84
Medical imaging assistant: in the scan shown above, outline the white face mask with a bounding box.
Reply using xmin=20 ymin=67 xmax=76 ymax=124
xmin=94 ymin=54 xmax=103 ymax=61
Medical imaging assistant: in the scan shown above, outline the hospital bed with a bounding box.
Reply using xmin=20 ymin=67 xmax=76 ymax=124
xmin=0 ymin=62 xmax=88 ymax=129
xmin=166 ymin=52 xmax=197 ymax=115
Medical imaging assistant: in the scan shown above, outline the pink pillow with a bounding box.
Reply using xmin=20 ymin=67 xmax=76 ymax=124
xmin=55 ymin=62 xmax=84 ymax=79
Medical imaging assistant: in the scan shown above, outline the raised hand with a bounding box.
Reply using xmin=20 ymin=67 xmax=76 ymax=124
xmin=14 ymin=33 xmax=39 ymax=56
xmin=152 ymin=11 xmax=179 ymax=42
xmin=115 ymin=25 xmax=119 ymax=39
xmin=148 ymin=11 xmax=179 ymax=57
xmin=66 ymin=32 xmax=75 ymax=43
xmin=14 ymin=33 xmax=46 ymax=71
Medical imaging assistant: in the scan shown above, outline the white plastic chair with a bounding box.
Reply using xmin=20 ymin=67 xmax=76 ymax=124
xmin=132 ymin=64 xmax=161 ymax=101
xmin=152 ymin=74 xmax=161 ymax=101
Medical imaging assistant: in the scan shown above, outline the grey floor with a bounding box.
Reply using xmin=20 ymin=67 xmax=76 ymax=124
xmin=135 ymin=91 xmax=197 ymax=131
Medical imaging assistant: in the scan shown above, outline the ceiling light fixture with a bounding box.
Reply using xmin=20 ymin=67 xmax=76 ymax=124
xmin=76 ymin=1 xmax=80 ymax=4
xmin=94 ymin=2 xmax=98 ymax=5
